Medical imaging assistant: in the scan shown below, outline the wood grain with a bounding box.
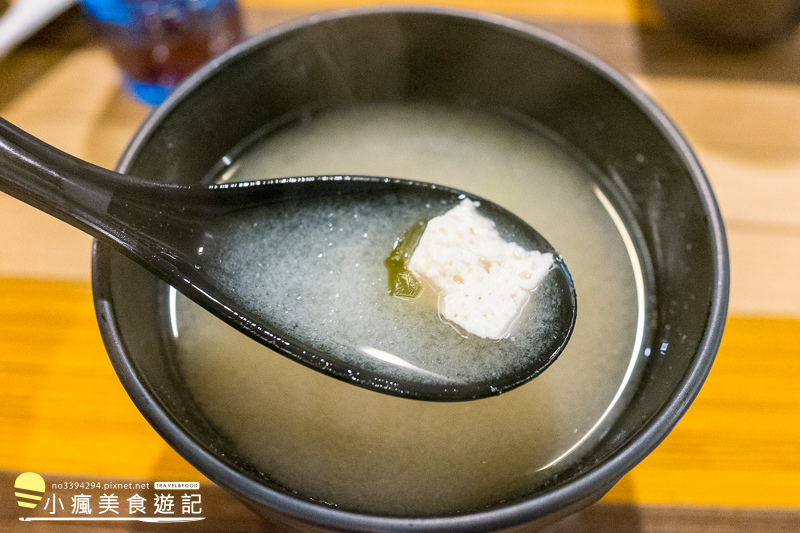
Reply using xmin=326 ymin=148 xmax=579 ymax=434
xmin=1 ymin=3 xmax=799 ymax=530
xmin=1 ymin=278 xmax=798 ymax=508
xmin=2 ymin=8 xmax=799 ymax=314
xmin=3 ymin=471 xmax=799 ymax=533
xmin=0 ymin=279 xmax=201 ymax=481
xmin=633 ymin=75 xmax=800 ymax=316
xmin=237 ymin=0 xmax=659 ymax=24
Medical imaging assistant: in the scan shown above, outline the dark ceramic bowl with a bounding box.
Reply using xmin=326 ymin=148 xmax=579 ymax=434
xmin=92 ymin=7 xmax=729 ymax=532
xmin=654 ymin=0 xmax=800 ymax=49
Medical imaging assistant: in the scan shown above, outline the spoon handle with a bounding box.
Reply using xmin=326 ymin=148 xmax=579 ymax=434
xmin=0 ymin=117 xmax=127 ymax=231
xmin=0 ymin=117 xmax=197 ymax=258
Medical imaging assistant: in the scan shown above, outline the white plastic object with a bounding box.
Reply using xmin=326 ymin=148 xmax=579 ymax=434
xmin=0 ymin=0 xmax=77 ymax=61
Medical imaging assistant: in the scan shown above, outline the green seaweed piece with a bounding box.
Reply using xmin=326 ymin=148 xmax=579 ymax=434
xmin=385 ymin=220 xmax=426 ymax=298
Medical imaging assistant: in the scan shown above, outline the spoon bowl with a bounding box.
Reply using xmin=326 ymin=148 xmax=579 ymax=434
xmin=0 ymin=117 xmax=576 ymax=401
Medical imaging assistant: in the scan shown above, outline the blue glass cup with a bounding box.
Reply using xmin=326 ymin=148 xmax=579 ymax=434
xmin=81 ymin=0 xmax=244 ymax=104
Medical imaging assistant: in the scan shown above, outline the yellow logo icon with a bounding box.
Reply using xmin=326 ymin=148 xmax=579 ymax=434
xmin=15 ymin=472 xmax=45 ymax=517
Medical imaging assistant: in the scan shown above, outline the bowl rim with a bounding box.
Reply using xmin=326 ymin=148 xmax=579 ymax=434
xmin=93 ymin=6 xmax=730 ymax=532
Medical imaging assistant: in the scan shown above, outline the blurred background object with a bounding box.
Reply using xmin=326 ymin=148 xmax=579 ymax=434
xmin=80 ymin=0 xmax=244 ymax=104
xmin=654 ymin=0 xmax=800 ymax=49
xmin=0 ymin=0 xmax=76 ymax=61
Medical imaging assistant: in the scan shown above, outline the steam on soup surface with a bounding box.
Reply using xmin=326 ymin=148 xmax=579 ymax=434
xmin=171 ymin=104 xmax=646 ymax=516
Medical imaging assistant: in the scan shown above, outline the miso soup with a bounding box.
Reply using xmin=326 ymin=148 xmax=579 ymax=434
xmin=170 ymin=104 xmax=648 ymax=516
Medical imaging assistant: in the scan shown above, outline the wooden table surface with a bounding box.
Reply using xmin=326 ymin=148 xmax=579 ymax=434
xmin=1 ymin=1 xmax=799 ymax=531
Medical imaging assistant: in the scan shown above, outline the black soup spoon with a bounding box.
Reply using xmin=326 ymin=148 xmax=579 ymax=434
xmin=0 ymin=117 xmax=576 ymax=401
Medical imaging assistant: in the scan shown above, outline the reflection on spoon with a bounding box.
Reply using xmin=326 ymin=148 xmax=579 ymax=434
xmin=359 ymin=347 xmax=456 ymax=383
xmin=0 ymin=117 xmax=576 ymax=401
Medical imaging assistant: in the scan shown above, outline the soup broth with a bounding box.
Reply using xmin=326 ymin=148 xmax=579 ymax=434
xmin=171 ymin=104 xmax=646 ymax=516
xmin=186 ymin=183 xmax=566 ymax=388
